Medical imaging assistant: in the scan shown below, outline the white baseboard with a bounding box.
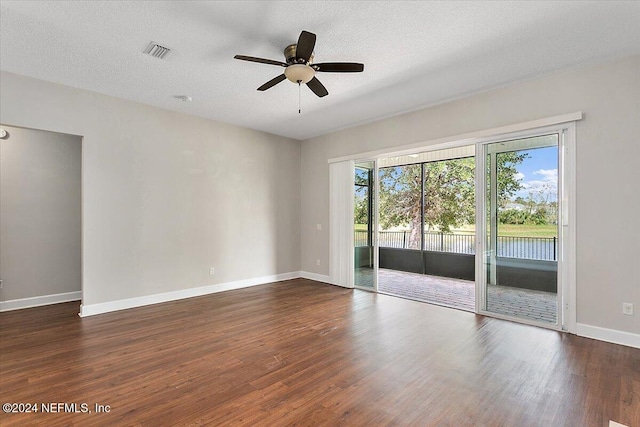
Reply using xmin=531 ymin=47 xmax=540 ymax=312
xmin=79 ymin=271 xmax=300 ymax=317
xmin=576 ymin=323 xmax=640 ymax=349
xmin=0 ymin=291 xmax=82 ymax=312
xmin=300 ymin=271 xmax=332 ymax=284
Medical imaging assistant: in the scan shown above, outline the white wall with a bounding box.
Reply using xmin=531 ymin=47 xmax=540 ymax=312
xmin=0 ymin=71 xmax=301 ymax=309
xmin=301 ymin=55 xmax=640 ymax=336
xmin=1 ymin=55 xmax=638 ymax=340
xmin=0 ymin=125 xmax=82 ymax=302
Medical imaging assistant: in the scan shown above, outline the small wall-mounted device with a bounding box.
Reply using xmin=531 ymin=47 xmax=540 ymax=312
xmin=0 ymin=128 xmax=7 ymax=138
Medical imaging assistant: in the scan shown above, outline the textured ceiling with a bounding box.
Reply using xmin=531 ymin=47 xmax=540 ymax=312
xmin=1 ymin=1 xmax=639 ymax=140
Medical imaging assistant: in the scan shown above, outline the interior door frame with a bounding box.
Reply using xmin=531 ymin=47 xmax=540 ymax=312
xmin=474 ymin=122 xmax=576 ymax=333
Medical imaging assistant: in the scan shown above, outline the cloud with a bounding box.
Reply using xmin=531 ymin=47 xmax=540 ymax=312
xmin=521 ymin=180 xmax=557 ymax=191
xmin=514 ymin=172 xmax=525 ymax=180
xmin=515 ymin=169 xmax=558 ymax=201
xmin=534 ymin=168 xmax=557 ymax=182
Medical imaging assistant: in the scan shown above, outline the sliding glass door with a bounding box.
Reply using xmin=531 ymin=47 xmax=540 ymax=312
xmin=479 ymin=134 xmax=561 ymax=327
xmin=339 ymin=122 xmax=574 ymax=331
xmin=354 ymin=161 xmax=377 ymax=290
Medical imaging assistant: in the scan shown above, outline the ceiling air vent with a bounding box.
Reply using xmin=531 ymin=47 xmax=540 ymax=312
xmin=143 ymin=42 xmax=171 ymax=59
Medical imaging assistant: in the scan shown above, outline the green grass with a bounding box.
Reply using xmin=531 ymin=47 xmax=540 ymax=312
xmin=453 ymin=224 xmax=557 ymax=238
xmin=494 ymin=224 xmax=557 ymax=238
xmin=354 ymin=224 xmax=558 ymax=237
xmin=357 ymin=223 xmax=557 ymax=237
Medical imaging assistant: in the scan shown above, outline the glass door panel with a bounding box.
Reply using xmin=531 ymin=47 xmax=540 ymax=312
xmin=481 ymin=134 xmax=559 ymax=326
xmin=354 ymin=161 xmax=376 ymax=289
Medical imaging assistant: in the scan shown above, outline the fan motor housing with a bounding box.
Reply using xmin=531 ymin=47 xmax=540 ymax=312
xmin=284 ymin=44 xmax=313 ymax=64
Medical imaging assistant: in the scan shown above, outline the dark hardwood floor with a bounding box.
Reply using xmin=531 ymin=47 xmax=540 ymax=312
xmin=1 ymin=278 xmax=638 ymax=426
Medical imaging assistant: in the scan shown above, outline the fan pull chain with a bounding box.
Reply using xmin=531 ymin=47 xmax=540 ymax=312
xmin=298 ymin=81 xmax=301 ymax=114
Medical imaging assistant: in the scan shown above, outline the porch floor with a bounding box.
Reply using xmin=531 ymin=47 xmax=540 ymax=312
xmin=355 ymin=268 xmax=557 ymax=324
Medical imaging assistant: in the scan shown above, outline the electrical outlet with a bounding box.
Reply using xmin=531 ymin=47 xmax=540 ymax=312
xmin=316 ymin=259 xmax=321 ymax=266
xmin=316 ymin=224 xmax=322 ymax=231
xmin=209 ymin=267 xmax=215 ymax=276
xmin=622 ymin=303 xmax=633 ymax=316
xmin=0 ymin=279 xmax=3 ymax=289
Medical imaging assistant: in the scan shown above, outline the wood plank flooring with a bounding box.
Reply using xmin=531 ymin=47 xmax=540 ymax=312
xmin=1 ymin=278 xmax=638 ymax=426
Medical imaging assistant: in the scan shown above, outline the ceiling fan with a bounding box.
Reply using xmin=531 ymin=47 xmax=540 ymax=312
xmin=234 ymin=30 xmax=364 ymax=98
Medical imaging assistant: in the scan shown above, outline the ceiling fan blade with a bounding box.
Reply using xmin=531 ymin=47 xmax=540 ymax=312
xmin=234 ymin=55 xmax=287 ymax=67
xmin=314 ymin=62 xmax=364 ymax=73
xmin=257 ymin=74 xmax=287 ymax=91
xmin=306 ymin=77 xmax=328 ymax=97
xmin=296 ymin=30 xmax=316 ymax=62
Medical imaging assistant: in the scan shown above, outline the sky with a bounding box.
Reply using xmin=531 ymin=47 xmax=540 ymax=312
xmin=511 ymin=146 xmax=558 ymax=202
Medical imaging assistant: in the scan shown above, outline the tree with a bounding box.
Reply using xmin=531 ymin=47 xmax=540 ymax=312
xmin=514 ymin=196 xmax=526 ymax=205
xmin=498 ymin=208 xmax=548 ymax=225
xmin=424 ymin=158 xmax=476 ymax=231
xmin=379 ymin=164 xmax=422 ymax=248
xmin=354 ymin=168 xmax=371 ymax=225
xmin=354 ymin=193 xmax=369 ymax=225
xmin=378 ymin=153 xmax=526 ymax=248
xmin=496 ymin=151 xmax=528 ymax=208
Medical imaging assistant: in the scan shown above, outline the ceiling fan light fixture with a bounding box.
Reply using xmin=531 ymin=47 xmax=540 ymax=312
xmin=284 ymin=64 xmax=315 ymax=84
xmin=234 ymin=30 xmax=364 ymax=98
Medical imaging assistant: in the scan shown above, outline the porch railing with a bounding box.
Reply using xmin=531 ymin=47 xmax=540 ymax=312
xmin=354 ymin=230 xmax=557 ymax=261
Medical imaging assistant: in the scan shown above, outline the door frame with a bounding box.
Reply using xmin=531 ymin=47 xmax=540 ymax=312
xmin=0 ymin=123 xmax=84 ymax=312
xmin=333 ymin=113 xmax=579 ymax=333
xmin=474 ymin=122 xmax=576 ymax=332
xmin=353 ymin=159 xmax=379 ymax=292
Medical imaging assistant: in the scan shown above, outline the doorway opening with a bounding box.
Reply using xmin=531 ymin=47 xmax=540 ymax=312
xmin=372 ymin=146 xmax=476 ymax=311
xmin=347 ymin=120 xmax=574 ymax=331
xmin=479 ymin=133 xmax=560 ymax=326
xmin=0 ymin=125 xmax=82 ymax=312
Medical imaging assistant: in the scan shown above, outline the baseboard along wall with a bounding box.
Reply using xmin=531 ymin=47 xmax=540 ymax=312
xmin=0 ymin=291 xmax=82 ymax=312
xmin=576 ymin=323 xmax=640 ymax=349
xmin=300 ymin=271 xmax=331 ymax=284
xmin=79 ymin=271 xmax=301 ymax=317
